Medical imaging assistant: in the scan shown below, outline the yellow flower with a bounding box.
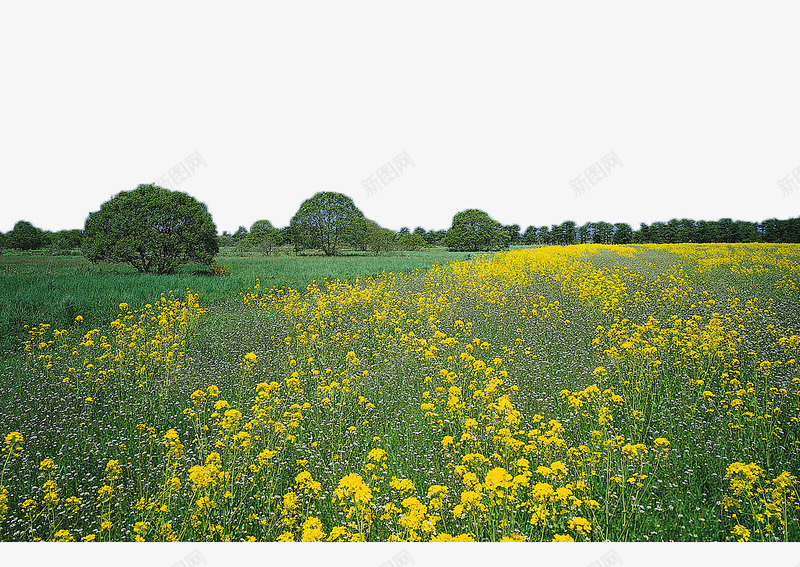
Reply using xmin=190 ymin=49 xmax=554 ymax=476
xmin=133 ymin=521 xmax=149 ymax=535
xmin=453 ymin=490 xmax=485 ymax=517
xmin=119 ymin=303 xmax=129 ymax=312
xmin=244 ymin=352 xmax=258 ymax=364
xmin=484 ymin=467 xmax=512 ymax=492
xmin=39 ymin=458 xmax=55 ymax=472
xmin=4 ymin=431 xmax=23 ymax=454
xmin=621 ymin=443 xmax=647 ymax=459
xmin=295 ymin=471 xmax=322 ymax=495
xmin=731 ymin=524 xmax=750 ymax=542
xmin=188 ymin=465 xmax=214 ymax=490
xmin=568 ymin=516 xmax=592 ymax=535
xmin=282 ymin=491 xmax=299 ymax=511
xmin=333 ymin=473 xmax=373 ymax=506
xmin=104 ymin=459 xmax=122 ymax=481
xmin=21 ymin=499 xmax=37 ymax=515
xmin=222 ymin=408 xmax=242 ymax=425
xmin=390 ymin=477 xmax=415 ymax=494
xmin=327 ymin=526 xmax=348 ymax=541
xmin=367 ymin=447 xmax=387 ymax=462
xmin=64 ymin=496 xmax=81 ymax=513
xmin=301 ymin=517 xmax=327 ymax=541
xmin=431 ymin=533 xmax=476 ymax=542
xmin=532 ymin=482 xmax=554 ymax=502
xmin=97 ymin=485 xmax=114 ymax=502
xmin=257 ymin=448 xmax=277 ymax=464
xmin=195 ymin=495 xmax=216 ymax=513
xmin=555 ymin=486 xmax=574 ymax=502
xmin=53 ymin=529 xmax=74 ymax=542
xmin=234 ymin=430 xmax=251 ymax=449
xmin=552 ymin=533 xmax=575 ymax=542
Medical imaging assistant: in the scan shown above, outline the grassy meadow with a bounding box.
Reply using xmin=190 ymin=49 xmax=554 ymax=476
xmin=0 ymin=247 xmax=470 ymax=354
xmin=1 ymin=243 xmax=800 ymax=542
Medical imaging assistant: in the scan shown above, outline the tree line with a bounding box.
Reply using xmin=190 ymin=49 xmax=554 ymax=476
xmin=2 ymin=185 xmax=800 ymax=274
xmin=512 ymin=217 xmax=800 ymax=246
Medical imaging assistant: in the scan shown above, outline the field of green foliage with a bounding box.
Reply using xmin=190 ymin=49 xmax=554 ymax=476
xmin=1 ymin=243 xmax=799 ymax=542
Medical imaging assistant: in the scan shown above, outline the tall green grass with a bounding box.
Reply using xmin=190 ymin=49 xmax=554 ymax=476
xmin=0 ymin=247 xmax=470 ymax=352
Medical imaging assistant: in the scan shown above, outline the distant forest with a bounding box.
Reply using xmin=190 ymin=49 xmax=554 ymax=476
xmin=2 ymin=215 xmax=800 ymax=254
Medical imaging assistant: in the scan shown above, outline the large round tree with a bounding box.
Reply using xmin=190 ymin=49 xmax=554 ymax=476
xmin=290 ymin=192 xmax=366 ymax=255
xmin=83 ymin=184 xmax=218 ymax=274
xmin=7 ymin=220 xmax=45 ymax=251
xmin=444 ymin=209 xmax=510 ymax=252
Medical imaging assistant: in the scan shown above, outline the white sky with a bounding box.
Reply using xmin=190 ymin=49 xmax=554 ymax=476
xmin=2 ymin=1 xmax=800 ymax=234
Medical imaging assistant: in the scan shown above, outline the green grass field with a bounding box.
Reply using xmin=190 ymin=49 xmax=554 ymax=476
xmin=1 ymin=243 xmax=800 ymax=542
xmin=0 ymin=247 xmax=471 ymax=353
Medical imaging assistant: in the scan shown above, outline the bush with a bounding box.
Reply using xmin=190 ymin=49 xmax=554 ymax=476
xmin=290 ymin=192 xmax=366 ymax=256
xmin=7 ymin=220 xmax=46 ymax=251
xmin=444 ymin=209 xmax=510 ymax=252
xmin=83 ymin=184 xmax=218 ymax=274
xmin=397 ymin=232 xmax=426 ymax=250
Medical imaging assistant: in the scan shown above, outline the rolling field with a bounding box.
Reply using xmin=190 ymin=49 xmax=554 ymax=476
xmin=1 ymin=243 xmax=799 ymax=542
xmin=0 ymin=247 xmax=469 ymax=353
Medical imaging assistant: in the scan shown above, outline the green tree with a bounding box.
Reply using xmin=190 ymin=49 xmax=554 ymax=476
xmin=537 ymin=226 xmax=551 ymax=245
xmin=279 ymin=226 xmax=293 ymax=247
xmin=560 ymin=221 xmax=577 ymax=245
xmin=366 ymin=220 xmax=396 ymax=254
xmin=521 ymin=225 xmax=538 ymax=245
xmin=233 ymin=226 xmax=248 ymax=241
xmin=50 ymin=229 xmax=83 ymax=251
xmin=218 ymin=231 xmax=235 ymax=248
xmin=290 ymin=192 xmax=366 ymax=256
xmin=592 ymin=221 xmax=614 ymax=244
xmin=398 ymin=232 xmax=426 ymax=250
xmin=612 ymin=223 xmax=633 ymax=244
xmin=444 ymin=209 xmax=509 ymax=251
xmin=83 ymin=184 xmax=218 ymax=274
xmin=248 ymin=220 xmax=282 ymax=253
xmin=7 ymin=220 xmax=45 ymax=250
xmin=503 ymin=224 xmax=521 ymax=245
xmin=550 ymin=223 xmax=564 ymax=245
xmin=578 ymin=222 xmax=592 ymax=244
xmin=426 ymin=229 xmax=447 ymax=245
xmin=634 ymin=223 xmax=650 ymax=243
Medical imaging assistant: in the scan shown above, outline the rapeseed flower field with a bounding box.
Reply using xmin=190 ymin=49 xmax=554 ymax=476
xmin=1 ymin=243 xmax=799 ymax=542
